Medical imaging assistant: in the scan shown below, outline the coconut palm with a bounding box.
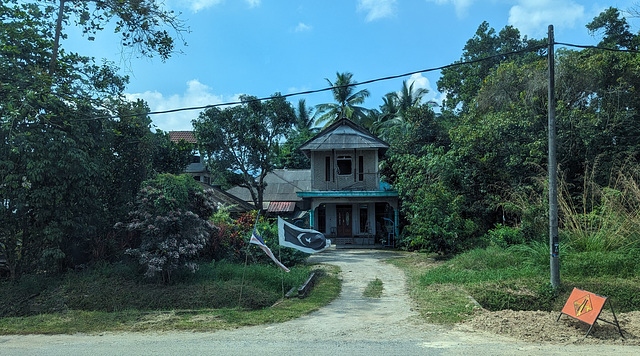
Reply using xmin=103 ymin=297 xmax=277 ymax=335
xmin=294 ymin=99 xmax=317 ymax=133
xmin=376 ymin=80 xmax=429 ymax=138
xmin=315 ymin=72 xmax=370 ymax=128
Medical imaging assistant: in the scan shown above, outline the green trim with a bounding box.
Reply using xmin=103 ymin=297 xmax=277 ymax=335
xmin=297 ymin=190 xmax=398 ymax=198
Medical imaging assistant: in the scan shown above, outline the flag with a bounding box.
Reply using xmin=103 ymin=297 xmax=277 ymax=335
xmin=278 ymin=217 xmax=331 ymax=254
xmin=249 ymin=230 xmax=290 ymax=272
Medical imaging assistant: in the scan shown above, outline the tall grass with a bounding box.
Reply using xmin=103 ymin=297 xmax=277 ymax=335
xmin=559 ymin=159 xmax=640 ymax=252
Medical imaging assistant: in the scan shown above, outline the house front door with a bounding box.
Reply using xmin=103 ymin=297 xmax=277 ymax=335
xmin=336 ymin=205 xmax=352 ymax=236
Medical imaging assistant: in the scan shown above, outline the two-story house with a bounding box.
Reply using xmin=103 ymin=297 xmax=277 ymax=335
xmin=297 ymin=118 xmax=399 ymax=247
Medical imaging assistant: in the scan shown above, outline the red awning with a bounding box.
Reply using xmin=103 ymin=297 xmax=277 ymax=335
xmin=267 ymin=201 xmax=296 ymax=213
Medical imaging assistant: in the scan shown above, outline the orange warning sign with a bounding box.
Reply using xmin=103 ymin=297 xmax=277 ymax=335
xmin=561 ymin=288 xmax=607 ymax=325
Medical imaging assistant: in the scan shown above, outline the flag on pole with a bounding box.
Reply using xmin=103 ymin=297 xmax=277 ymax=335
xmin=249 ymin=230 xmax=290 ymax=272
xmin=278 ymin=217 xmax=331 ymax=253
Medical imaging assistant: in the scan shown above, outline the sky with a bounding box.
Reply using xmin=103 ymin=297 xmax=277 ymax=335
xmin=63 ymin=0 xmax=639 ymax=132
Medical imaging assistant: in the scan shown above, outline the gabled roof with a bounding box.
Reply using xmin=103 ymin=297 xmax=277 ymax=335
xmin=169 ymin=131 xmax=197 ymax=144
xmin=299 ymin=118 xmax=389 ymax=156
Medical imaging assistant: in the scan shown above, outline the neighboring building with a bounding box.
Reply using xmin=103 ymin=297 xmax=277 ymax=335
xmin=169 ymin=131 xmax=253 ymax=214
xmin=297 ymin=118 xmax=399 ymax=247
xmin=226 ymin=169 xmax=311 ymax=220
xmin=168 ymin=131 xmax=212 ymax=185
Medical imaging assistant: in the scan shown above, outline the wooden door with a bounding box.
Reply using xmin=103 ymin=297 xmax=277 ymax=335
xmin=336 ymin=205 xmax=352 ymax=236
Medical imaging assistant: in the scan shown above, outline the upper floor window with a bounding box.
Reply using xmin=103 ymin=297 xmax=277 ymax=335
xmin=337 ymin=156 xmax=352 ymax=175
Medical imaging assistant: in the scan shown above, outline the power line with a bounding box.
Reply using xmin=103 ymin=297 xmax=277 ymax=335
xmin=555 ymin=42 xmax=640 ymax=53
xmin=85 ymin=41 xmax=637 ymax=122
xmin=88 ymin=44 xmax=547 ymax=121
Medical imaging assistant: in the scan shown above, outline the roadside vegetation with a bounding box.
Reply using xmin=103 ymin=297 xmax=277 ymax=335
xmin=0 ymin=262 xmax=341 ymax=334
xmin=3 ymin=1 xmax=640 ymax=335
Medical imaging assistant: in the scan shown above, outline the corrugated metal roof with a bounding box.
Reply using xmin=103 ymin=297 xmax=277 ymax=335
xmin=299 ymin=119 xmax=388 ymax=153
xmin=267 ymin=201 xmax=296 ymax=213
xmin=226 ymin=169 xmax=311 ymax=203
xmin=169 ymin=131 xmax=197 ymax=144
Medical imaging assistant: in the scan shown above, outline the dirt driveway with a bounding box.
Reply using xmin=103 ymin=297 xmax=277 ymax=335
xmin=0 ymin=249 xmax=639 ymax=355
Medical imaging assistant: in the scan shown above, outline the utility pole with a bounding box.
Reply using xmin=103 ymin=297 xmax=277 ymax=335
xmin=548 ymin=25 xmax=560 ymax=288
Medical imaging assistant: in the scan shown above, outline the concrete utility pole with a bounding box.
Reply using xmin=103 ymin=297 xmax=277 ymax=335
xmin=548 ymin=25 xmax=560 ymax=288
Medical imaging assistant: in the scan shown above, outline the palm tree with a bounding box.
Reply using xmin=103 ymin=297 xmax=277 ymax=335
xmin=315 ymin=72 xmax=370 ymax=128
xmin=376 ymin=80 xmax=429 ymax=138
xmin=294 ymin=99 xmax=317 ymax=133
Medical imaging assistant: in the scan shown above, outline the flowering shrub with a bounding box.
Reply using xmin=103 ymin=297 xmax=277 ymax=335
xmin=116 ymin=174 xmax=217 ymax=283
xmin=204 ymin=211 xmax=308 ymax=267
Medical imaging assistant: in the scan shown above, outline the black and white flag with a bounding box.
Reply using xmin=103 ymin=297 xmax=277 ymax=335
xmin=278 ymin=217 xmax=331 ymax=253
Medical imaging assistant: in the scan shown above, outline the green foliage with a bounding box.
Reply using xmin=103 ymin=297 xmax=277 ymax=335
xmin=486 ymin=224 xmax=525 ymax=248
xmin=390 ymin=150 xmax=478 ymax=254
xmin=0 ymin=1 xmax=192 ymax=279
xmin=314 ymin=72 xmax=371 ymax=127
xmin=193 ymin=94 xmax=296 ymax=208
xmin=0 ymin=260 xmax=313 ymax=318
xmin=362 ymin=278 xmax=383 ymax=298
xmin=117 ymin=174 xmax=217 ymax=283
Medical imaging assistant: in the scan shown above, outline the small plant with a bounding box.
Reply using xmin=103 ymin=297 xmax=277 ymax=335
xmin=486 ymin=224 xmax=525 ymax=248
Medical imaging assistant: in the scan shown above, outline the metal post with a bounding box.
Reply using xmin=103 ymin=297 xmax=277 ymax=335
xmin=548 ymin=25 xmax=560 ymax=288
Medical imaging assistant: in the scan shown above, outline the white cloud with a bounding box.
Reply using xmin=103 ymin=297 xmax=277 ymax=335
xmin=508 ymin=0 xmax=584 ymax=38
xmin=178 ymin=0 xmax=259 ymax=12
xmin=245 ymin=0 xmax=261 ymax=8
xmin=425 ymin=0 xmax=474 ymax=18
xmin=357 ymin=0 xmax=397 ymax=22
xmin=182 ymin=0 xmax=224 ymax=13
xmin=126 ymin=80 xmax=238 ymax=132
xmin=404 ymin=73 xmax=444 ymax=106
xmin=295 ymin=22 xmax=313 ymax=32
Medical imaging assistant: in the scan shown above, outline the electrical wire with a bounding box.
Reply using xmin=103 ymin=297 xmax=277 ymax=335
xmin=81 ymin=41 xmax=638 ymax=122
xmin=87 ymin=44 xmax=547 ymax=121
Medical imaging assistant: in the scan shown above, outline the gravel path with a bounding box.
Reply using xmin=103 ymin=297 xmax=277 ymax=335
xmin=1 ymin=249 xmax=639 ymax=355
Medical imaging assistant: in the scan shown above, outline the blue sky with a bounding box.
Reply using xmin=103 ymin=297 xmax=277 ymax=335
xmin=64 ymin=0 xmax=638 ymax=132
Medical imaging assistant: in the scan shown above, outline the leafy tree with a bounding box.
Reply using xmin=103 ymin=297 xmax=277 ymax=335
xmin=48 ymin=0 xmax=187 ymax=75
xmin=193 ymin=94 xmax=297 ymax=209
xmin=437 ymin=22 xmax=545 ymax=113
xmin=315 ymin=72 xmax=371 ymax=127
xmin=586 ymin=7 xmax=636 ymax=49
xmin=0 ymin=1 xmax=190 ymax=277
xmin=117 ymin=174 xmax=217 ymax=283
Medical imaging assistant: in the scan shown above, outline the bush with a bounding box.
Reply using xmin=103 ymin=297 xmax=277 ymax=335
xmin=486 ymin=224 xmax=525 ymax=248
xmin=116 ymin=174 xmax=217 ymax=283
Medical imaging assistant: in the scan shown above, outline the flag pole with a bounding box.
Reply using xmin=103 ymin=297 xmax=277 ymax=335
xmin=239 ymin=210 xmax=262 ymax=307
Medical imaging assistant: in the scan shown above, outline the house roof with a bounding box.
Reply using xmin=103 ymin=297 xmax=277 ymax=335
xmin=226 ymin=169 xmax=311 ymax=203
xmin=299 ymin=118 xmax=389 ymax=156
xmin=205 ymin=184 xmax=255 ymax=212
xmin=169 ymin=131 xmax=197 ymax=144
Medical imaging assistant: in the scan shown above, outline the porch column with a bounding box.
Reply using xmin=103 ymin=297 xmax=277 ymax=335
xmin=394 ymin=208 xmax=399 ymax=239
xmin=309 ymin=209 xmax=315 ymax=229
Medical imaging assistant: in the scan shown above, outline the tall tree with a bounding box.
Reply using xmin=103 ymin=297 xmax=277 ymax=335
xmin=586 ymin=7 xmax=636 ymax=49
xmin=375 ymin=80 xmax=430 ymax=139
xmin=48 ymin=0 xmax=187 ymax=75
xmin=315 ymin=72 xmax=370 ymax=127
xmin=437 ymin=22 xmax=545 ymax=113
xmin=193 ymin=94 xmax=296 ymax=209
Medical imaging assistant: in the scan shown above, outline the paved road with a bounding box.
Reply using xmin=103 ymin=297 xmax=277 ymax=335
xmin=1 ymin=249 xmax=639 ymax=355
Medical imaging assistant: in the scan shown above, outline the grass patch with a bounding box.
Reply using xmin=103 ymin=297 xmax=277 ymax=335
xmin=389 ymin=245 xmax=640 ymax=324
xmin=0 ymin=262 xmax=341 ymax=334
xmin=362 ymin=278 xmax=383 ymax=298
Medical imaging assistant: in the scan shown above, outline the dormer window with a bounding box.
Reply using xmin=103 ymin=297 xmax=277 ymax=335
xmin=337 ymin=156 xmax=352 ymax=175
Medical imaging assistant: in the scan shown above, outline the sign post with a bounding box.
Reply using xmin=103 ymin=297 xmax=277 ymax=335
xmin=557 ymin=287 xmax=624 ymax=339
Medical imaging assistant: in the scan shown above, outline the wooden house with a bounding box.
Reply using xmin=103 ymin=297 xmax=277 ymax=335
xmin=297 ymin=119 xmax=399 ymax=247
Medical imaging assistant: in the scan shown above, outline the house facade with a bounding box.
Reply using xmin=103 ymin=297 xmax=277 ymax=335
xmin=168 ymin=131 xmax=212 ymax=185
xmin=297 ymin=119 xmax=399 ymax=246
